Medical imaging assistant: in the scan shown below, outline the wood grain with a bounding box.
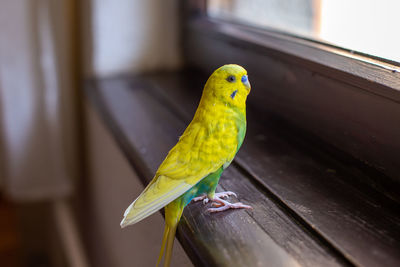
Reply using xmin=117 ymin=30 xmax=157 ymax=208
xmin=142 ymin=71 xmax=400 ymax=267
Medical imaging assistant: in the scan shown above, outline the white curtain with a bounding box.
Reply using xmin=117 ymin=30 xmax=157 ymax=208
xmin=0 ymin=0 xmax=73 ymax=201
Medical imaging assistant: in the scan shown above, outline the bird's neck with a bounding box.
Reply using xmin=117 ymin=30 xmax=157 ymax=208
xmin=195 ymin=98 xmax=246 ymax=124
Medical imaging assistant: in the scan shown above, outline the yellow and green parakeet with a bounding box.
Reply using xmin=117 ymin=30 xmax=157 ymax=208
xmin=120 ymin=64 xmax=252 ymax=267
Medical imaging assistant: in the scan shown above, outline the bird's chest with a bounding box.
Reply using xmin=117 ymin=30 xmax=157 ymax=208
xmin=210 ymin=118 xmax=238 ymax=146
xmin=198 ymin=116 xmax=241 ymax=162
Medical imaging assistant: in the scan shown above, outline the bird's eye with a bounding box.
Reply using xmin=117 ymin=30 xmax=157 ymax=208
xmin=227 ymin=75 xmax=236 ymax=83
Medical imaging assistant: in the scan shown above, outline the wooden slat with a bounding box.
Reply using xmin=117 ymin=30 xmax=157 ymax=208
xmin=142 ymin=71 xmax=400 ymax=267
xmin=86 ymin=77 xmax=349 ymax=267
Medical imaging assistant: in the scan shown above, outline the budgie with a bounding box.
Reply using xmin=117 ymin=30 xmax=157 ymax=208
xmin=120 ymin=64 xmax=252 ymax=267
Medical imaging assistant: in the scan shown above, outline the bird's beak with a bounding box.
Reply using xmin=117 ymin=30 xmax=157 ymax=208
xmin=244 ymin=80 xmax=251 ymax=91
xmin=241 ymin=75 xmax=251 ymax=92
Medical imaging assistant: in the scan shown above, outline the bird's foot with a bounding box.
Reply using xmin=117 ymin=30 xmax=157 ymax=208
xmin=192 ymin=191 xmax=252 ymax=212
xmin=192 ymin=191 xmax=237 ymax=204
xmin=208 ymin=195 xmax=252 ymax=213
xmin=192 ymin=195 xmax=208 ymax=204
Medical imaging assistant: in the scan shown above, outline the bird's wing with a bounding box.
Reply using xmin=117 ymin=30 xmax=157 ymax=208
xmin=120 ymin=122 xmax=237 ymax=227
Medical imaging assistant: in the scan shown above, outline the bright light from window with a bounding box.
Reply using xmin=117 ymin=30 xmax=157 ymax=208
xmin=208 ymin=0 xmax=400 ymax=63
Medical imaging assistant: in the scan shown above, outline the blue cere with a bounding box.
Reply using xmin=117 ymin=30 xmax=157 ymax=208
xmin=241 ymin=75 xmax=248 ymax=83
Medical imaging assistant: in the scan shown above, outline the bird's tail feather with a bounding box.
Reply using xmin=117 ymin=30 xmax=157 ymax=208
xmin=157 ymin=200 xmax=184 ymax=267
xmin=157 ymin=222 xmax=178 ymax=267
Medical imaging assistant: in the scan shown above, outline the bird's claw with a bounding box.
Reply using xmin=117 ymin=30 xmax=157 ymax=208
xmin=192 ymin=191 xmax=252 ymax=213
xmin=208 ymin=202 xmax=253 ymax=213
xmin=211 ymin=202 xmax=223 ymax=207
xmin=215 ymin=191 xmax=237 ymax=199
xmin=192 ymin=191 xmax=236 ymax=204
xmin=192 ymin=195 xmax=207 ymax=202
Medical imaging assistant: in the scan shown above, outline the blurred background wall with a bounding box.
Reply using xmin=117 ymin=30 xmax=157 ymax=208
xmin=1 ymin=1 xmax=77 ymax=266
xmin=0 ymin=0 xmax=73 ymax=202
xmin=0 ymin=0 xmax=191 ymax=266
xmin=84 ymin=0 xmax=182 ymax=76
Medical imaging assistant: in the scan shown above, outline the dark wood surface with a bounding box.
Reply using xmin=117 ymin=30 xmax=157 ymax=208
xmin=0 ymin=196 xmax=22 ymax=267
xmin=87 ymin=71 xmax=400 ymax=267
xmin=148 ymin=72 xmax=400 ymax=266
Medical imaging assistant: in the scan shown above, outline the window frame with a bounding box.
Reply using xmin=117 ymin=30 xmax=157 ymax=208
xmin=182 ymin=0 xmax=400 ymax=191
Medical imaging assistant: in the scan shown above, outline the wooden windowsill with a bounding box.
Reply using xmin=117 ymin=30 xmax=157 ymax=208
xmin=86 ymin=70 xmax=400 ymax=267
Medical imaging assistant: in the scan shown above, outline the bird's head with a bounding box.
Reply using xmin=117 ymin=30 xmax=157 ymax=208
xmin=204 ymin=64 xmax=251 ymax=109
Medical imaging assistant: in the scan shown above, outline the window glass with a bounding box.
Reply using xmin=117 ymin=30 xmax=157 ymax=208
xmin=208 ymin=0 xmax=400 ymax=63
